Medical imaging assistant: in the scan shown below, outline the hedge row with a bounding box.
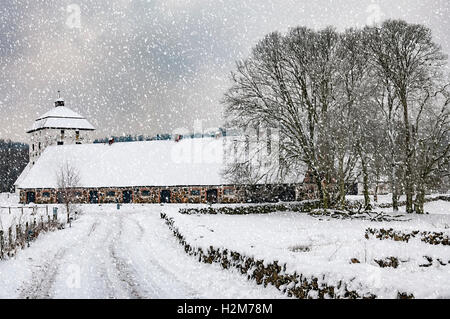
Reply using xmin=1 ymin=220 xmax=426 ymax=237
xmin=0 ymin=215 xmax=64 ymax=260
xmin=179 ymin=200 xmax=321 ymax=215
xmin=161 ymin=212 xmax=417 ymax=299
xmin=365 ymin=228 xmax=450 ymax=246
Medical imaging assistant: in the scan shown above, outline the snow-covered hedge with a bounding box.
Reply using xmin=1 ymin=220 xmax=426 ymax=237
xmin=179 ymin=200 xmax=320 ymax=215
xmin=365 ymin=228 xmax=450 ymax=246
xmin=160 ymin=212 xmax=415 ymax=299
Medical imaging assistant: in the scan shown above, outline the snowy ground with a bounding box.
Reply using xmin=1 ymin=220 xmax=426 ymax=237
xmin=0 ymin=193 xmax=449 ymax=299
xmin=165 ymin=199 xmax=450 ymax=299
xmin=0 ymin=203 xmax=283 ymax=299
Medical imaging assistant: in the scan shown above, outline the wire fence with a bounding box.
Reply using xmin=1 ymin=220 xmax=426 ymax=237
xmin=0 ymin=204 xmax=71 ymax=260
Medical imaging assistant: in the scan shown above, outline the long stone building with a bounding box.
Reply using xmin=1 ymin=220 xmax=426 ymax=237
xmin=15 ymin=97 xmax=315 ymax=204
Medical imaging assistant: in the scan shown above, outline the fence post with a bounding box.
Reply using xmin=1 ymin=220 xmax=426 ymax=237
xmin=33 ymin=218 xmax=37 ymax=239
xmin=0 ymin=230 xmax=4 ymax=259
xmin=25 ymin=222 xmax=29 ymax=248
xmin=15 ymin=225 xmax=20 ymax=247
xmin=8 ymin=227 xmax=12 ymax=251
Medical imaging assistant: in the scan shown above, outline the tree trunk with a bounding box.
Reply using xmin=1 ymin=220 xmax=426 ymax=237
xmin=401 ymin=94 xmax=414 ymax=214
xmin=391 ymin=163 xmax=399 ymax=211
xmin=313 ymin=169 xmax=328 ymax=209
xmin=405 ymin=188 xmax=414 ymax=213
xmin=322 ymin=185 xmax=329 ymax=210
xmin=414 ymin=186 xmax=425 ymax=214
xmin=338 ymin=156 xmax=345 ymax=209
xmin=374 ymin=182 xmax=379 ymax=203
xmin=361 ymin=156 xmax=371 ymax=211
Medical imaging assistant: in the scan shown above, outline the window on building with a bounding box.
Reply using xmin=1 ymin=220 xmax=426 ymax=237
xmin=76 ymin=130 xmax=80 ymax=140
xmin=190 ymin=190 xmax=201 ymax=196
xmin=106 ymin=191 xmax=116 ymax=197
xmin=57 ymin=141 xmax=64 ymax=145
xmin=42 ymin=192 xmax=51 ymax=198
xmin=38 ymin=142 xmax=41 ymax=150
xmin=141 ymin=190 xmax=151 ymax=197
xmin=32 ymin=144 xmax=35 ymax=151
xmin=223 ymin=189 xmax=235 ymax=196
xmin=61 ymin=130 xmax=65 ymax=140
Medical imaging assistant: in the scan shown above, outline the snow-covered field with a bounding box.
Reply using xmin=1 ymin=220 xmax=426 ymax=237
xmin=0 ymin=193 xmax=449 ymax=299
xmin=0 ymin=202 xmax=283 ymax=299
xmin=165 ymin=199 xmax=450 ymax=299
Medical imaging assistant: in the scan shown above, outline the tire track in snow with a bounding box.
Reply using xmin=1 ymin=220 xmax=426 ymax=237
xmin=18 ymin=248 xmax=66 ymax=299
xmin=124 ymin=214 xmax=201 ymax=298
xmin=18 ymin=217 xmax=100 ymax=299
xmin=107 ymin=215 xmax=151 ymax=299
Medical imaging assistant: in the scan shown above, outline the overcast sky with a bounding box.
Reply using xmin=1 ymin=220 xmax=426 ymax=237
xmin=1 ymin=0 xmax=449 ymax=142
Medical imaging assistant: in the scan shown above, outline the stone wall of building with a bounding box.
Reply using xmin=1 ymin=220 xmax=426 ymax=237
xmin=19 ymin=183 xmax=318 ymax=205
xmin=29 ymin=129 xmax=92 ymax=165
xmin=19 ymin=184 xmax=247 ymax=204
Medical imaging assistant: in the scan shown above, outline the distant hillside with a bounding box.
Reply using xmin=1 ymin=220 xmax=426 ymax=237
xmin=93 ymin=128 xmax=228 ymax=144
xmin=0 ymin=140 xmax=29 ymax=192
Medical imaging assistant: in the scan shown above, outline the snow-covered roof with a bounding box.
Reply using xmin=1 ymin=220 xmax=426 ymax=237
xmin=16 ymin=138 xmax=228 ymax=189
xmin=27 ymin=106 xmax=95 ymax=133
xmin=14 ymin=162 xmax=32 ymax=188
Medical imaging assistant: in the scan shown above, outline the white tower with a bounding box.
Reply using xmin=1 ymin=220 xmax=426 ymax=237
xmin=27 ymin=94 xmax=95 ymax=165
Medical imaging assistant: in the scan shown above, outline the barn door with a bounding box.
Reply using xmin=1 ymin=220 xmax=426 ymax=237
xmin=57 ymin=191 xmax=64 ymax=204
xmin=123 ymin=190 xmax=133 ymax=203
xmin=279 ymin=185 xmax=296 ymax=202
xmin=160 ymin=190 xmax=171 ymax=203
xmin=89 ymin=190 xmax=99 ymax=204
xmin=206 ymin=189 xmax=218 ymax=203
xmin=26 ymin=191 xmax=36 ymax=204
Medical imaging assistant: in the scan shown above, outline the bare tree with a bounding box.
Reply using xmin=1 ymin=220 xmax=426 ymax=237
xmin=224 ymin=28 xmax=342 ymax=208
xmin=224 ymin=20 xmax=449 ymax=212
xmin=334 ymin=28 xmax=372 ymax=209
xmin=56 ymin=162 xmax=81 ymax=222
xmin=412 ymin=85 xmax=450 ymax=213
xmin=366 ymin=20 xmax=448 ymax=213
